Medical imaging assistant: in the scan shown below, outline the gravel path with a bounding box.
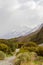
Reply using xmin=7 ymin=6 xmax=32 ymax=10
xmin=0 ymin=49 xmax=20 ymax=65
xmin=0 ymin=55 xmax=16 ymax=65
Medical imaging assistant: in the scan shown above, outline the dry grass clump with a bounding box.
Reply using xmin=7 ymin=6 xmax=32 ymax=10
xmin=14 ymin=52 xmax=39 ymax=65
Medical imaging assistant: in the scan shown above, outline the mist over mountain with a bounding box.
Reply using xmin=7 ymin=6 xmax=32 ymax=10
xmin=0 ymin=25 xmax=31 ymax=39
xmin=0 ymin=23 xmax=43 ymax=42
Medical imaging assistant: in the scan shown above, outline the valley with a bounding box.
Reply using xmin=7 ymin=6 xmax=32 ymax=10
xmin=0 ymin=24 xmax=43 ymax=65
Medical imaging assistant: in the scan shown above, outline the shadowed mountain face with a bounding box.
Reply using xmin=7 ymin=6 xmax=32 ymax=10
xmin=30 ymin=24 xmax=43 ymax=44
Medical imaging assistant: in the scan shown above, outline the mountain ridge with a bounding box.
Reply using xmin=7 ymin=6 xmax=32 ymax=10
xmin=15 ymin=23 xmax=43 ymax=44
xmin=0 ymin=26 xmax=31 ymax=39
xmin=0 ymin=23 xmax=43 ymax=45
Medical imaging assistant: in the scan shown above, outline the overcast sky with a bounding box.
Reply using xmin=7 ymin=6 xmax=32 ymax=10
xmin=0 ymin=0 xmax=43 ymax=35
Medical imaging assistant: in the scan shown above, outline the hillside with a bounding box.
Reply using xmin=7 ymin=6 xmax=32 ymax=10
xmin=0 ymin=24 xmax=43 ymax=55
xmin=14 ymin=23 xmax=43 ymax=44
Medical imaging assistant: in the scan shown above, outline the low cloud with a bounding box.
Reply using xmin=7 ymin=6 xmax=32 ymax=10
xmin=0 ymin=0 xmax=43 ymax=35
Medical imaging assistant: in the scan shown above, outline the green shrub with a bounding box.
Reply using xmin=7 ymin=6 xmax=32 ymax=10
xmin=27 ymin=47 xmax=37 ymax=52
xmin=0 ymin=43 xmax=11 ymax=54
xmin=23 ymin=42 xmax=37 ymax=47
xmin=14 ymin=52 xmax=30 ymax=65
xmin=36 ymin=46 xmax=43 ymax=56
xmin=16 ymin=48 xmax=29 ymax=55
xmin=21 ymin=47 xmax=37 ymax=52
xmin=30 ymin=52 xmax=37 ymax=61
xmin=38 ymin=56 xmax=43 ymax=62
xmin=14 ymin=52 xmax=38 ymax=65
xmin=0 ymin=51 xmax=5 ymax=60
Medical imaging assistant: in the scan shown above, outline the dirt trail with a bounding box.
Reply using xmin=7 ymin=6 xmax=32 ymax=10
xmin=0 ymin=55 xmax=16 ymax=65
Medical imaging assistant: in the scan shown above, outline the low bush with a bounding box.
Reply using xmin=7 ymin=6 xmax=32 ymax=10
xmin=23 ymin=42 xmax=37 ymax=47
xmin=14 ymin=51 xmax=38 ymax=65
xmin=14 ymin=52 xmax=30 ymax=65
xmin=36 ymin=46 xmax=43 ymax=56
xmin=0 ymin=51 xmax=5 ymax=60
xmin=0 ymin=43 xmax=11 ymax=54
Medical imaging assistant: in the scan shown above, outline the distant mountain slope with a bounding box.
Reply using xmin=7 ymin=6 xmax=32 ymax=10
xmin=30 ymin=24 xmax=43 ymax=44
xmin=0 ymin=23 xmax=43 ymax=45
xmin=1 ymin=26 xmax=31 ymax=39
xmin=15 ymin=23 xmax=43 ymax=44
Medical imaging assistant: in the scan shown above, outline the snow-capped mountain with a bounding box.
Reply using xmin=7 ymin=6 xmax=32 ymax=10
xmin=16 ymin=23 xmax=43 ymax=44
xmin=0 ymin=23 xmax=43 ymax=39
xmin=1 ymin=26 xmax=31 ymax=39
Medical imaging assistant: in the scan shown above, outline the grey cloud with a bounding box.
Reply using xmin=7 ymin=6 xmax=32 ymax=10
xmin=18 ymin=0 xmax=29 ymax=3
xmin=38 ymin=0 xmax=43 ymax=5
xmin=0 ymin=0 xmax=43 ymax=36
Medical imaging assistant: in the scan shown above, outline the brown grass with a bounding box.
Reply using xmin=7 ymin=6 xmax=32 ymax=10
xmin=20 ymin=61 xmax=43 ymax=65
